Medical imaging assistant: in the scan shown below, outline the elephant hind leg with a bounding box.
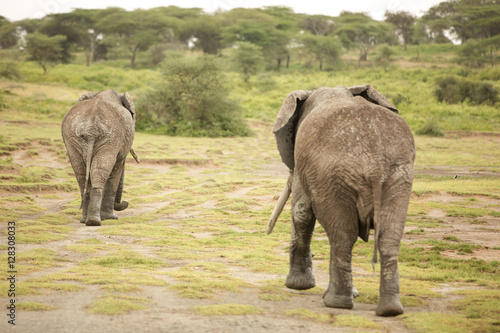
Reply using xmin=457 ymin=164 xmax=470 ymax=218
xmin=319 ymin=200 xmax=359 ymax=310
xmin=375 ymin=177 xmax=412 ymax=316
xmin=100 ymin=179 xmax=119 ymax=220
xmin=286 ymin=176 xmax=316 ymax=290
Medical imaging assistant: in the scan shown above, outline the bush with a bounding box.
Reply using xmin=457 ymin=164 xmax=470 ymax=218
xmin=415 ymin=116 xmax=444 ymax=137
xmin=434 ymin=75 xmax=498 ymax=105
xmin=135 ymin=55 xmax=252 ymax=137
xmin=0 ymin=61 xmax=21 ymax=80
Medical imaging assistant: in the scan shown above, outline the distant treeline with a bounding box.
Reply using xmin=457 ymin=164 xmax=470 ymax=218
xmin=0 ymin=0 xmax=498 ymax=69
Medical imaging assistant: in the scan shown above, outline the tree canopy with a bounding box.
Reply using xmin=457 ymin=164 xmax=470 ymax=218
xmin=1 ymin=1 xmax=498 ymax=69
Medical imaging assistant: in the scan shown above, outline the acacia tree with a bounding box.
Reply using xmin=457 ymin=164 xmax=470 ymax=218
xmin=25 ymin=32 xmax=66 ymax=74
xmin=230 ymin=41 xmax=263 ymax=82
xmin=98 ymin=9 xmax=171 ymax=68
xmin=183 ymin=15 xmax=222 ymax=54
xmin=385 ymin=11 xmax=416 ymax=50
xmin=299 ymin=15 xmax=335 ymax=36
xmin=301 ymin=34 xmax=342 ymax=71
xmin=334 ymin=12 xmax=394 ymax=63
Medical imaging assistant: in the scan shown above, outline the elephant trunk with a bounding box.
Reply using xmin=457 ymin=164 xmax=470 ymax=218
xmin=114 ymin=168 xmax=128 ymax=211
xmin=267 ymin=172 xmax=293 ymax=235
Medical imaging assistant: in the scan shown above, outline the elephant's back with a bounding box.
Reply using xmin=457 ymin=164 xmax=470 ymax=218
xmin=62 ymin=93 xmax=134 ymax=141
xmin=295 ymin=98 xmax=414 ymax=192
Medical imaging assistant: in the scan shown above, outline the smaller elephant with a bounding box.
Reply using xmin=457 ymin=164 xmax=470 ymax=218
xmin=267 ymin=85 xmax=415 ymax=316
xmin=62 ymin=90 xmax=139 ymax=226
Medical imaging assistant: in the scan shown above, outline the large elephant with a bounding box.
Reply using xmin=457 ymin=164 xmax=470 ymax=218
xmin=62 ymin=89 xmax=138 ymax=226
xmin=267 ymin=85 xmax=415 ymax=316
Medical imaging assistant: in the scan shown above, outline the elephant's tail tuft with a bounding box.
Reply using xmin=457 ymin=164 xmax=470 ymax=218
xmin=371 ymin=181 xmax=383 ymax=271
xmin=81 ymin=138 xmax=95 ymax=210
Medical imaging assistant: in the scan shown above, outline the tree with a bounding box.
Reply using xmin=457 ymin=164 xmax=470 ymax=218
xmin=423 ymin=0 xmax=500 ymax=43
xmin=183 ymin=15 xmax=222 ymax=54
xmin=25 ymin=32 xmax=66 ymax=74
xmin=98 ymin=9 xmax=171 ymax=68
xmin=375 ymin=45 xmax=395 ymax=71
xmin=231 ymin=41 xmax=264 ymax=82
xmin=44 ymin=8 xmax=123 ymax=66
xmin=385 ymin=11 xmax=416 ymax=50
xmin=334 ymin=12 xmax=393 ymax=63
xmin=299 ymin=15 xmax=335 ymax=36
xmin=301 ymin=34 xmax=342 ymax=71
xmin=423 ymin=0 xmax=500 ymax=66
xmin=135 ymin=56 xmax=251 ymax=137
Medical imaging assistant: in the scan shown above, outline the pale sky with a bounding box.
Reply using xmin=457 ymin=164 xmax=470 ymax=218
xmin=1 ymin=0 xmax=443 ymax=22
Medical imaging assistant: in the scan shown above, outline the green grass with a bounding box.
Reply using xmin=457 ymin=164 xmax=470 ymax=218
xmin=17 ymin=302 xmax=56 ymax=311
xmin=87 ymin=295 xmax=150 ymax=315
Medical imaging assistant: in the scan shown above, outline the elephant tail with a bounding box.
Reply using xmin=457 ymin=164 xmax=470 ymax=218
xmin=81 ymin=138 xmax=95 ymax=210
xmin=371 ymin=181 xmax=383 ymax=271
xmin=267 ymin=171 xmax=293 ymax=235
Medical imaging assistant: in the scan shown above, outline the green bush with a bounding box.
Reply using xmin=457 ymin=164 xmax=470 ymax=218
xmin=0 ymin=61 xmax=21 ymax=80
xmin=434 ymin=75 xmax=498 ymax=105
xmin=135 ymin=55 xmax=252 ymax=137
xmin=415 ymin=116 xmax=444 ymax=137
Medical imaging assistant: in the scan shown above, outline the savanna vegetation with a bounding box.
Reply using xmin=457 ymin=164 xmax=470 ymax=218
xmin=0 ymin=0 xmax=499 ymax=332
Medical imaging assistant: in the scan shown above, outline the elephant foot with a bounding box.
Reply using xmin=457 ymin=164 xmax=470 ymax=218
xmin=376 ymin=295 xmax=404 ymax=317
xmin=323 ymin=291 xmax=354 ymax=309
xmin=80 ymin=215 xmax=86 ymax=224
xmin=100 ymin=211 xmax=118 ymax=220
xmin=85 ymin=216 xmax=101 ymax=226
xmin=285 ymin=269 xmax=315 ymax=290
xmin=114 ymin=201 xmax=128 ymax=211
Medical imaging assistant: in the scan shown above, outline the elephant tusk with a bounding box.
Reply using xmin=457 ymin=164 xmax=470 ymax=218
xmin=267 ymin=172 xmax=293 ymax=235
xmin=129 ymin=148 xmax=140 ymax=163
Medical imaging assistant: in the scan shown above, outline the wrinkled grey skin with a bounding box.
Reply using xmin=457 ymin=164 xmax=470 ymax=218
xmin=61 ymin=89 xmax=136 ymax=226
xmin=270 ymin=85 xmax=415 ymax=316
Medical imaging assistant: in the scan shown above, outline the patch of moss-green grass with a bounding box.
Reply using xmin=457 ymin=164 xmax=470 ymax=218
xmin=194 ymin=304 xmax=263 ymax=316
xmin=167 ymin=262 xmax=250 ymax=299
xmin=79 ymin=250 xmax=167 ymax=271
xmin=398 ymin=241 xmax=499 ymax=286
xmin=408 ymin=199 xmax=500 ymax=218
xmin=34 ymin=265 xmax=169 ymax=287
xmin=16 ymin=248 xmax=68 ymax=274
xmin=0 ymin=281 xmax=84 ymax=296
xmin=406 ymin=217 xmax=446 ymax=228
xmin=87 ymin=295 xmax=150 ymax=315
xmin=401 ymin=312 xmax=496 ymax=333
xmin=64 ymin=243 xmax=124 ymax=254
xmin=37 ymin=214 xmax=73 ymax=225
xmin=258 ymin=279 xmax=323 ymax=302
xmin=17 ymin=302 xmax=56 ymax=311
xmin=99 ymin=284 xmax=143 ymax=293
xmin=15 ymin=221 xmax=73 ymax=244
xmin=451 ymin=289 xmax=500 ymax=322
xmin=353 ymin=277 xmax=442 ymax=307
xmin=412 ymin=177 xmax=500 ymax=198
xmin=285 ymin=309 xmax=385 ymax=330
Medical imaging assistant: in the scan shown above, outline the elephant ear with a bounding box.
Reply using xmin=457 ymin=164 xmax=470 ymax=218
xmin=120 ymin=92 xmax=135 ymax=119
xmin=78 ymin=91 xmax=98 ymax=102
xmin=348 ymin=84 xmax=398 ymax=114
xmin=273 ymin=90 xmax=311 ymax=170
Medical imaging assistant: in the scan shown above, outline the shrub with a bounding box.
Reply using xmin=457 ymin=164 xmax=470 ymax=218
xmin=434 ymin=75 xmax=498 ymax=105
xmin=415 ymin=116 xmax=444 ymax=137
xmin=0 ymin=61 xmax=21 ymax=80
xmin=135 ymin=55 xmax=252 ymax=137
